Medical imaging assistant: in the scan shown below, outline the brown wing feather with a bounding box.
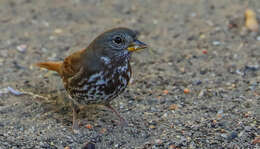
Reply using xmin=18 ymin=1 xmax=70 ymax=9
xmin=60 ymin=48 xmax=86 ymax=78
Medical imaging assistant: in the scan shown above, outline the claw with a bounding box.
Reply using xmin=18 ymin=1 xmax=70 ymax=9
xmin=105 ymin=104 xmax=128 ymax=126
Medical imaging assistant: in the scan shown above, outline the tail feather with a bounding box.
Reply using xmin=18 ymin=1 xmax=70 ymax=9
xmin=36 ymin=61 xmax=63 ymax=74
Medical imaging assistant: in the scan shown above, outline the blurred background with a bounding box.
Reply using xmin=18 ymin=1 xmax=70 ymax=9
xmin=0 ymin=0 xmax=259 ymax=148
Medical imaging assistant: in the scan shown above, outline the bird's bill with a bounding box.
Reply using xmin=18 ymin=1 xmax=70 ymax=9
xmin=127 ymin=40 xmax=147 ymax=52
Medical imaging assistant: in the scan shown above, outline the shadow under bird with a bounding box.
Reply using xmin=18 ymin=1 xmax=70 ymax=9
xmin=36 ymin=27 xmax=147 ymax=131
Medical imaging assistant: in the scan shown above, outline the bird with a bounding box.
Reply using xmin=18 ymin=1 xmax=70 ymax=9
xmin=36 ymin=27 xmax=147 ymax=131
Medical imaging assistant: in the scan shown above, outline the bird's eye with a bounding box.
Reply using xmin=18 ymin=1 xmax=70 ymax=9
xmin=113 ymin=36 xmax=123 ymax=44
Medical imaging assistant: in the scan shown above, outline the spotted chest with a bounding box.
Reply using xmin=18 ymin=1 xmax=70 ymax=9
xmin=66 ymin=58 xmax=131 ymax=105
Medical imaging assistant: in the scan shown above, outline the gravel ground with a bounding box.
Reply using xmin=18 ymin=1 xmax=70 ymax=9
xmin=0 ymin=0 xmax=259 ymax=148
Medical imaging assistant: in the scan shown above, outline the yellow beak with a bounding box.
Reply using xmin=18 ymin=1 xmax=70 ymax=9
xmin=127 ymin=40 xmax=147 ymax=52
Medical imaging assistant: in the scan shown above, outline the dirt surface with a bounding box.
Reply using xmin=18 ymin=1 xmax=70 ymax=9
xmin=0 ymin=0 xmax=259 ymax=148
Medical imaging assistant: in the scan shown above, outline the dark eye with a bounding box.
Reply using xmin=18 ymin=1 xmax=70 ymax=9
xmin=113 ymin=36 xmax=123 ymax=44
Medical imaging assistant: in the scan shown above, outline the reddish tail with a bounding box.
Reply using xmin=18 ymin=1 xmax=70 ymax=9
xmin=36 ymin=61 xmax=63 ymax=74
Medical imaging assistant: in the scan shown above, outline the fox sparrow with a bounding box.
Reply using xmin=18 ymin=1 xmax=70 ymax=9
xmin=36 ymin=27 xmax=147 ymax=131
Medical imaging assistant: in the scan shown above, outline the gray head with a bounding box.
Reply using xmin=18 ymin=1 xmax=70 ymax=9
xmin=88 ymin=27 xmax=147 ymax=60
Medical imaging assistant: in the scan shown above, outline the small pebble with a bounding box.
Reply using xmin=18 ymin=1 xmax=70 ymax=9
xmin=187 ymin=35 xmax=196 ymax=41
xmin=221 ymin=134 xmax=228 ymax=138
xmin=217 ymin=109 xmax=223 ymax=114
xmin=100 ymin=128 xmax=107 ymax=134
xmin=149 ymin=125 xmax=156 ymax=129
xmin=85 ymin=124 xmax=93 ymax=129
xmin=193 ymin=80 xmax=202 ymax=85
xmin=206 ymin=20 xmax=214 ymax=26
xmin=236 ymin=69 xmax=244 ymax=76
xmin=7 ymin=87 xmax=23 ymax=95
xmin=153 ymin=19 xmax=158 ymax=24
xmin=163 ymin=113 xmax=168 ymax=118
xmin=150 ymin=107 xmax=157 ymax=112
xmin=200 ymin=34 xmax=205 ymax=39
xmin=227 ymin=131 xmax=238 ymax=141
xmin=49 ymin=36 xmax=56 ymax=40
xmin=183 ymin=88 xmax=190 ymax=94
xmin=200 ymin=68 xmax=207 ymax=75
xmin=168 ymin=62 xmax=173 ymax=66
xmin=155 ymin=139 xmax=163 ymax=144
xmin=54 ymin=28 xmax=63 ymax=34
xmin=245 ymin=65 xmax=259 ymax=71
xmin=198 ymin=90 xmax=205 ymax=98
xmin=16 ymin=44 xmax=27 ymax=53
xmin=163 ymin=90 xmax=169 ymax=95
xmin=249 ymin=83 xmax=257 ymax=90
xmin=169 ymin=144 xmax=177 ymax=149
xmin=244 ymin=111 xmax=252 ymax=117
xmin=190 ymin=12 xmax=197 ymax=17
xmin=212 ymin=41 xmax=221 ymax=46
xmin=179 ymin=67 xmax=185 ymax=73
xmin=202 ymin=49 xmax=208 ymax=54
xmin=114 ymin=144 xmax=119 ymax=148
xmin=169 ymin=104 xmax=178 ymax=110
xmin=244 ymin=126 xmax=252 ymax=131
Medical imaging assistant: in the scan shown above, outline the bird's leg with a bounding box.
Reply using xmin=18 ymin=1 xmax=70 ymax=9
xmin=71 ymin=102 xmax=80 ymax=132
xmin=105 ymin=104 xmax=128 ymax=126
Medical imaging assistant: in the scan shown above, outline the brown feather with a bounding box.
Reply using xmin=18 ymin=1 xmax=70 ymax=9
xmin=61 ymin=48 xmax=86 ymax=78
xmin=36 ymin=61 xmax=63 ymax=74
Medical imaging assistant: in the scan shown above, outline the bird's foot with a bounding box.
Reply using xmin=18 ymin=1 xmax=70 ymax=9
xmin=72 ymin=120 xmax=80 ymax=134
xmin=105 ymin=104 xmax=128 ymax=127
